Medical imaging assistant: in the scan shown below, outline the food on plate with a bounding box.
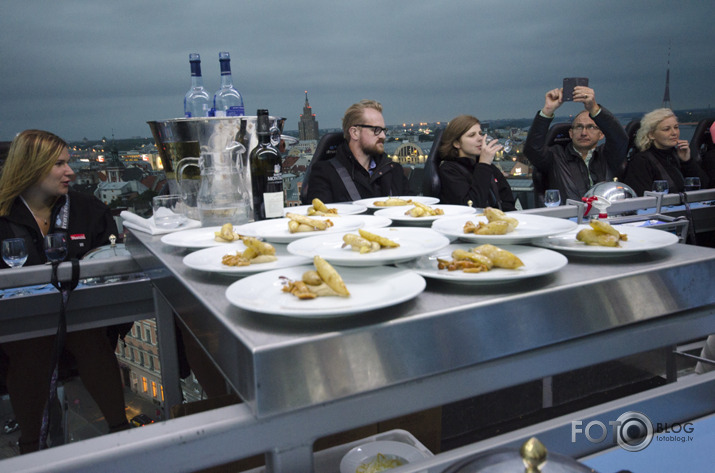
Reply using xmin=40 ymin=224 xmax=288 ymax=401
xmin=471 ymin=244 xmax=524 ymax=269
xmin=221 ymin=237 xmax=277 ymax=266
xmin=373 ymin=197 xmax=412 ymax=207
xmin=404 ymin=201 xmax=444 ymax=218
xmin=437 ymin=244 xmax=523 ymax=273
xmin=282 ymin=256 xmax=350 ymax=299
xmin=576 ymin=220 xmax=628 ymax=247
xmin=342 ymin=228 xmax=400 ymax=253
xmin=464 ymin=207 xmax=519 ymax=235
xmin=306 ymin=198 xmax=339 ymax=217
xmin=286 ymin=212 xmax=334 ymax=233
xmin=356 ymin=453 xmax=406 ymax=473
xmin=214 ymin=223 xmax=242 ymax=242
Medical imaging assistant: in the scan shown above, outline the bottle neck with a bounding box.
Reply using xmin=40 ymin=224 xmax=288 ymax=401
xmin=219 ymin=60 xmax=233 ymax=87
xmin=190 ymin=61 xmax=204 ymax=87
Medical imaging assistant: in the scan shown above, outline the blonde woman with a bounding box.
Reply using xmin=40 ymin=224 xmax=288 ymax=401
xmin=623 ymin=109 xmax=709 ymax=196
xmin=0 ymin=130 xmax=129 ymax=453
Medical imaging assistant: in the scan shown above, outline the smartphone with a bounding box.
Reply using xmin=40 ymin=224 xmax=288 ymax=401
xmin=563 ymin=77 xmax=589 ymax=101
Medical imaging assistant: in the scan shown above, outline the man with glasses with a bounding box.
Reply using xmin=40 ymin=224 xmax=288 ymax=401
xmin=524 ymin=86 xmax=628 ymax=202
xmin=305 ymin=99 xmax=411 ymax=203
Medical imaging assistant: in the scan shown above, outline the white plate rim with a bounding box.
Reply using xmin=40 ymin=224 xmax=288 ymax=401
xmin=374 ymin=204 xmax=476 ymax=224
xmin=431 ymin=213 xmax=577 ymax=244
xmin=283 ymin=203 xmax=368 ymax=216
xmin=352 ymin=195 xmax=440 ymax=210
xmin=532 ymin=224 xmax=680 ymax=256
xmin=160 ymin=226 xmax=247 ymax=249
xmin=395 ymin=244 xmax=568 ymax=284
xmin=285 ymin=227 xmax=451 ymax=267
xmin=225 ymin=265 xmax=426 ymax=317
xmin=182 ymin=243 xmax=311 ymax=275
xmin=339 ymin=440 xmax=430 ymax=473
xmin=233 ymin=216 xmax=364 ymax=243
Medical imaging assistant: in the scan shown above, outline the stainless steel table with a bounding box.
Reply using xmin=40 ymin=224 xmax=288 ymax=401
xmin=121 ymin=226 xmax=715 ymax=471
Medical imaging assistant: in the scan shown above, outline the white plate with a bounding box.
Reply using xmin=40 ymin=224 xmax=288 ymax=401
xmin=396 ymin=244 xmax=568 ymax=284
xmin=233 ymin=216 xmax=364 ymax=244
xmin=351 ymin=215 xmax=393 ymax=228
xmin=431 ymin=213 xmax=577 ymax=244
xmin=286 ymin=227 xmax=451 ymax=267
xmin=283 ymin=203 xmax=367 ymax=216
xmin=375 ymin=204 xmax=476 ymax=226
xmin=532 ymin=224 xmax=679 ymax=256
xmin=352 ymin=195 xmax=440 ymax=210
xmin=225 ymin=265 xmax=425 ymax=317
xmin=340 ymin=440 xmax=430 ymax=473
xmin=182 ymin=242 xmax=310 ymax=276
xmin=161 ymin=226 xmax=244 ymax=249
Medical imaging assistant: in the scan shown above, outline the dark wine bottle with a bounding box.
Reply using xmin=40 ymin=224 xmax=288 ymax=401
xmin=250 ymin=109 xmax=284 ymax=220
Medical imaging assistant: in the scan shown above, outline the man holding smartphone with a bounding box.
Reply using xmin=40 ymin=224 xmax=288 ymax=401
xmin=524 ymin=83 xmax=628 ymax=204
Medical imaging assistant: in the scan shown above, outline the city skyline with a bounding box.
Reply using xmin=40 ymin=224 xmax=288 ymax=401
xmin=1 ymin=1 xmax=713 ymax=142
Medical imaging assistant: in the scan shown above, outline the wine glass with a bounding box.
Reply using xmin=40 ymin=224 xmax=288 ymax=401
xmin=2 ymin=238 xmax=30 ymax=297
xmin=653 ymin=180 xmax=669 ymax=194
xmin=684 ymin=177 xmax=701 ymax=191
xmin=544 ymin=189 xmax=561 ymax=207
xmin=44 ymin=233 xmax=68 ymax=263
xmin=2 ymin=238 xmax=28 ymax=268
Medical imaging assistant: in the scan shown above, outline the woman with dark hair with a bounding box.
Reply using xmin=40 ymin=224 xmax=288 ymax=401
xmin=623 ymin=108 xmax=709 ymax=196
xmin=0 ymin=129 xmax=129 ymax=453
xmin=437 ymin=115 xmax=516 ymax=210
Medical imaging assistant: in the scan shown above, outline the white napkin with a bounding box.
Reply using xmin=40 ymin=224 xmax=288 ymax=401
xmin=120 ymin=210 xmax=201 ymax=235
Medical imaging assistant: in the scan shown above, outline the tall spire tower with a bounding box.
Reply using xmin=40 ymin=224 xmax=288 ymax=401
xmin=662 ymin=41 xmax=672 ymax=109
xmin=299 ymin=91 xmax=320 ymax=141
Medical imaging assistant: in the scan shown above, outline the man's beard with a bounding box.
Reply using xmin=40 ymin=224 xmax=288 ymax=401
xmin=361 ymin=140 xmax=384 ymax=156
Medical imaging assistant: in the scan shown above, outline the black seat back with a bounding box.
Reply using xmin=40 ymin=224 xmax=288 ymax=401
xmin=300 ymin=132 xmax=345 ymax=204
xmin=422 ymin=128 xmax=444 ymax=198
xmin=625 ymin=119 xmax=641 ymax=160
xmin=690 ymin=117 xmax=714 ymax=165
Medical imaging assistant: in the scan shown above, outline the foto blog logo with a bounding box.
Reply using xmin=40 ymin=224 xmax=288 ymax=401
xmin=572 ymin=411 xmax=654 ymax=452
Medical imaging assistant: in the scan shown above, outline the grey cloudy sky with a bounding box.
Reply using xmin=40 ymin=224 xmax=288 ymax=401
xmin=1 ymin=0 xmax=713 ymax=142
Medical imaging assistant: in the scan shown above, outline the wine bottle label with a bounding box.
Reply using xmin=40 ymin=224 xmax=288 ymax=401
xmin=263 ymin=192 xmax=284 ymax=218
xmin=226 ymin=105 xmax=245 ymax=116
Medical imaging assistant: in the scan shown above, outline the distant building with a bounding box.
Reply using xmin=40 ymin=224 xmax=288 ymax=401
xmin=298 ymin=91 xmax=319 ymax=141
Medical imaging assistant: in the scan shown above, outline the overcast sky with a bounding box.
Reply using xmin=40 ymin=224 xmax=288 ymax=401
xmin=1 ymin=0 xmax=713 ymax=142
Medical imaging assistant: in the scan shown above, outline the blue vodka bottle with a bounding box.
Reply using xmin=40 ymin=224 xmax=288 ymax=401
xmin=183 ymin=53 xmax=211 ymax=118
xmin=212 ymin=52 xmax=245 ymax=117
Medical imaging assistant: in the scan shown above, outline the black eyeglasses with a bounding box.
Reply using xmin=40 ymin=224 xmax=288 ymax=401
xmin=571 ymin=124 xmax=600 ymax=132
xmin=354 ymin=124 xmax=389 ymax=136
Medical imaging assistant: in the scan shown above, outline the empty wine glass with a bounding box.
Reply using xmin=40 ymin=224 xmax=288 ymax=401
xmin=44 ymin=233 xmax=68 ymax=263
xmin=502 ymin=138 xmax=514 ymax=155
xmin=684 ymin=177 xmax=701 ymax=191
xmin=653 ymin=180 xmax=669 ymax=194
xmin=544 ymin=189 xmax=561 ymax=207
xmin=2 ymin=238 xmax=30 ymax=297
xmin=2 ymin=238 xmax=28 ymax=268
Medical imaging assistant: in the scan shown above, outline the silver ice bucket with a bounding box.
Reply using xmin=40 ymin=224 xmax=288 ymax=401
xmin=147 ymin=116 xmax=285 ymax=221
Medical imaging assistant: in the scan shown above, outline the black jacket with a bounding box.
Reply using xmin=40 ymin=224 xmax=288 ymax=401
xmin=0 ymin=190 xmax=118 ymax=268
xmin=524 ymin=107 xmax=628 ymax=202
xmin=438 ymin=157 xmax=516 ymax=211
xmin=304 ymin=142 xmax=411 ymax=204
xmin=623 ymin=147 xmax=710 ymax=196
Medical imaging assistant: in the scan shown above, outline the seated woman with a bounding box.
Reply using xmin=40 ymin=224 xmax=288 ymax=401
xmin=0 ymin=130 xmax=129 ymax=453
xmin=623 ymin=108 xmax=709 ymax=196
xmin=437 ymin=115 xmax=516 ymax=211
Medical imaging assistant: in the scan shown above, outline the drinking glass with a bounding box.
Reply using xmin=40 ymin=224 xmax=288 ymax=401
xmin=2 ymin=238 xmax=28 ymax=268
xmin=653 ymin=180 xmax=669 ymax=194
xmin=544 ymin=189 xmax=561 ymax=207
xmin=2 ymin=238 xmax=30 ymax=297
xmin=44 ymin=233 xmax=68 ymax=263
xmin=684 ymin=177 xmax=701 ymax=191
xmin=152 ymin=195 xmax=187 ymax=229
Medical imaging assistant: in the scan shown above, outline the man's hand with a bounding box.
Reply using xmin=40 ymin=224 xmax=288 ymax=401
xmin=573 ymin=86 xmax=600 ymax=115
xmin=542 ymin=88 xmax=562 ymax=117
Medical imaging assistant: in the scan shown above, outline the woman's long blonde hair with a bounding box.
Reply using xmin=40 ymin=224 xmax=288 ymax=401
xmin=0 ymin=130 xmax=67 ymax=216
